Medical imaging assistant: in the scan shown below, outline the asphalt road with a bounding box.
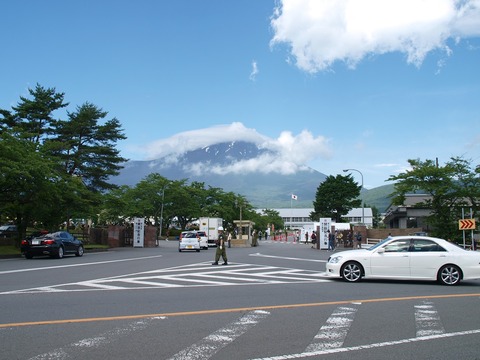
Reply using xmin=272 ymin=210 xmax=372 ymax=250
xmin=1 ymin=240 xmax=480 ymax=360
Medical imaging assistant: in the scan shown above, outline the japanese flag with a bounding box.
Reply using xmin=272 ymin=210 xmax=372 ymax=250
xmin=291 ymin=194 xmax=298 ymax=200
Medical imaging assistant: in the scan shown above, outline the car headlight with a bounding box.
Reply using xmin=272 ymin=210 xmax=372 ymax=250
xmin=328 ymin=255 xmax=343 ymax=264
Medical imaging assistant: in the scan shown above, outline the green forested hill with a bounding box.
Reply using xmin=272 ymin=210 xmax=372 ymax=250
xmin=362 ymin=184 xmax=396 ymax=212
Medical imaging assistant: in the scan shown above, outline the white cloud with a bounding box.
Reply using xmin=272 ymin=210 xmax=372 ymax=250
xmin=140 ymin=123 xmax=332 ymax=175
xmin=270 ymin=0 xmax=480 ymax=72
xmin=250 ymin=60 xmax=259 ymax=81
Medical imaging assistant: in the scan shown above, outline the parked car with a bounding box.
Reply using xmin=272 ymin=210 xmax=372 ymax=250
xmin=195 ymin=231 xmax=208 ymax=250
xmin=20 ymin=231 xmax=84 ymax=259
xmin=178 ymin=233 xmax=201 ymax=252
xmin=0 ymin=224 xmax=18 ymax=238
xmin=326 ymin=236 xmax=480 ymax=285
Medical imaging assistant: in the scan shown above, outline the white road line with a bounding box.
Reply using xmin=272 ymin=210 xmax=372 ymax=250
xmin=305 ymin=305 xmax=359 ymax=352
xmin=248 ymin=329 xmax=480 ymax=360
xmin=167 ymin=310 xmax=270 ymax=360
xmin=0 ymin=255 xmax=164 ymax=275
xmin=415 ymin=300 xmax=445 ymax=337
xmin=249 ymin=253 xmax=327 ymax=263
xmin=1 ymin=262 xmax=332 ymax=294
xmin=28 ymin=316 xmax=167 ymax=360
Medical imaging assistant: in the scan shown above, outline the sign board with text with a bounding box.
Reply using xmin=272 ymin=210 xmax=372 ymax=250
xmin=133 ymin=217 xmax=145 ymax=247
xmin=319 ymin=218 xmax=331 ymax=250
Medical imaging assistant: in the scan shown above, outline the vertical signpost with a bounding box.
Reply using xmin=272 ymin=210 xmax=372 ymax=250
xmin=459 ymin=208 xmax=476 ymax=250
xmin=319 ymin=218 xmax=331 ymax=250
xmin=134 ymin=217 xmax=145 ymax=248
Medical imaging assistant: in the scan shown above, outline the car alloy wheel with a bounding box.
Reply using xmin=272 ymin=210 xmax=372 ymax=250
xmin=438 ymin=265 xmax=461 ymax=285
xmin=57 ymin=246 xmax=64 ymax=259
xmin=76 ymin=245 xmax=84 ymax=257
xmin=341 ymin=261 xmax=362 ymax=282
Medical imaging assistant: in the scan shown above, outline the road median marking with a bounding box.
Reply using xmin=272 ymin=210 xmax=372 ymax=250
xmin=1 ymin=293 xmax=479 ymax=329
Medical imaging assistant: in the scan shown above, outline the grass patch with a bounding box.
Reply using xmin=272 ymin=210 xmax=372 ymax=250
xmin=0 ymin=245 xmax=20 ymax=256
xmin=84 ymin=244 xmax=109 ymax=250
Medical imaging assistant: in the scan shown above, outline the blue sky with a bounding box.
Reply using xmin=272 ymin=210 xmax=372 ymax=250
xmin=2 ymin=0 xmax=480 ymax=189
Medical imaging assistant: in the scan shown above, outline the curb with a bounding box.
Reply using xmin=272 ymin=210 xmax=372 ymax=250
xmin=0 ymin=248 xmax=109 ymax=259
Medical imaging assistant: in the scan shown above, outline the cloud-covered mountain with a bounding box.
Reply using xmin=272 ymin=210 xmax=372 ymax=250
xmin=111 ymin=140 xmax=327 ymax=208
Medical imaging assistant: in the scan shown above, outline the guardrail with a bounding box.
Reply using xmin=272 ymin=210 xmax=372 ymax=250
xmin=365 ymin=238 xmax=382 ymax=248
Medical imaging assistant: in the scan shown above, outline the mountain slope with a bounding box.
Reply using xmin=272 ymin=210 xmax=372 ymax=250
xmin=111 ymin=140 xmax=392 ymax=211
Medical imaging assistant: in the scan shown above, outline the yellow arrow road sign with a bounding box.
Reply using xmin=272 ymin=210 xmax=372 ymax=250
xmin=459 ymin=219 xmax=476 ymax=230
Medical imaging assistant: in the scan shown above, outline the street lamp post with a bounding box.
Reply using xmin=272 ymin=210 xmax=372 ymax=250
xmin=235 ymin=199 xmax=243 ymax=239
xmin=158 ymin=183 xmax=169 ymax=245
xmin=343 ymin=168 xmax=364 ymax=225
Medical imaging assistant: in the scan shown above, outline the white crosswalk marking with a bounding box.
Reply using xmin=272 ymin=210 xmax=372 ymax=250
xmin=305 ymin=305 xmax=359 ymax=352
xmin=415 ymin=300 xmax=445 ymax=337
xmin=167 ymin=310 xmax=270 ymax=360
xmin=0 ymin=262 xmax=331 ymax=295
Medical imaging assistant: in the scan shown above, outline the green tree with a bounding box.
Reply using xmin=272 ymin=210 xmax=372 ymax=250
xmin=99 ymin=185 xmax=132 ymax=225
xmin=366 ymin=204 xmax=382 ymax=228
xmin=387 ymin=157 xmax=478 ymax=239
xmin=10 ymin=83 xmax=68 ymax=144
xmin=250 ymin=208 xmax=284 ymax=233
xmin=1 ymin=85 xmax=126 ymax=230
xmin=0 ymin=133 xmax=60 ymax=238
xmin=310 ymin=174 xmax=361 ymax=222
xmin=47 ymin=102 xmax=127 ymax=192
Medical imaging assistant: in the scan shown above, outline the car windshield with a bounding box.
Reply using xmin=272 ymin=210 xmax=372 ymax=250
xmin=367 ymin=238 xmax=391 ymax=251
xmin=184 ymin=233 xmax=197 ymax=238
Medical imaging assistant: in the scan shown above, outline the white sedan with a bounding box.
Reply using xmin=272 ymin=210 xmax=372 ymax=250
xmin=326 ymin=236 xmax=480 ymax=285
xmin=178 ymin=233 xmax=201 ymax=252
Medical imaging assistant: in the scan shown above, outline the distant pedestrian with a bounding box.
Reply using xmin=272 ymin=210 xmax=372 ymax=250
xmin=305 ymin=231 xmax=309 ymax=244
xmin=355 ymin=231 xmax=362 ymax=249
xmin=336 ymin=231 xmax=343 ymax=247
xmin=251 ymin=229 xmax=258 ymax=247
xmin=310 ymin=231 xmax=317 ymax=248
xmin=347 ymin=231 xmax=353 ymax=247
xmin=328 ymin=230 xmax=335 ymax=251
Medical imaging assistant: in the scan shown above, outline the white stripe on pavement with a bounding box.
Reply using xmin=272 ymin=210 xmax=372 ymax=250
xmin=305 ymin=305 xmax=359 ymax=352
xmin=167 ymin=310 xmax=270 ymax=360
xmin=415 ymin=300 xmax=445 ymax=337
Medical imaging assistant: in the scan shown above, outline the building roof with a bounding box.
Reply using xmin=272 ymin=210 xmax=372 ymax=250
xmin=271 ymin=208 xmax=373 ymax=218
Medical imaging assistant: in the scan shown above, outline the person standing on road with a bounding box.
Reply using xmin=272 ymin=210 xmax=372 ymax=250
xmin=310 ymin=231 xmax=317 ymax=248
xmin=328 ymin=230 xmax=335 ymax=251
xmin=355 ymin=231 xmax=362 ymax=249
xmin=227 ymin=230 xmax=232 ymax=248
xmin=212 ymin=226 xmax=228 ymax=265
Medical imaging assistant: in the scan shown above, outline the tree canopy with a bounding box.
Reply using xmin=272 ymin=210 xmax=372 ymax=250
xmin=388 ymin=157 xmax=480 ymax=239
xmin=310 ymin=174 xmax=361 ymax=223
xmin=0 ymin=84 xmax=126 ymax=237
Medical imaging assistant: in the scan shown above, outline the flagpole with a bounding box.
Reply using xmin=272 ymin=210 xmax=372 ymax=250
xmin=290 ymin=195 xmax=293 ymax=241
xmin=290 ymin=195 xmax=292 ymax=227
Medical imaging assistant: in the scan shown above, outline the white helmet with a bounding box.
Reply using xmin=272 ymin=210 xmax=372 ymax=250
xmin=218 ymin=226 xmax=224 ymax=231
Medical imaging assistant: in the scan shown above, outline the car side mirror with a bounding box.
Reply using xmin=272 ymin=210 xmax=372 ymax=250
xmin=377 ymin=247 xmax=385 ymax=254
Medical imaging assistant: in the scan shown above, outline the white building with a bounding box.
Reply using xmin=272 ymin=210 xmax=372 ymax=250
xmin=271 ymin=208 xmax=373 ymax=229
